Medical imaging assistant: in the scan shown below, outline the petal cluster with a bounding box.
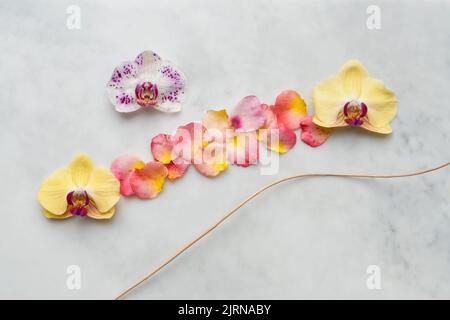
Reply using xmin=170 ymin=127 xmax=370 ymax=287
xmin=111 ymin=156 xmax=169 ymax=199
xmin=111 ymin=90 xmax=336 ymax=199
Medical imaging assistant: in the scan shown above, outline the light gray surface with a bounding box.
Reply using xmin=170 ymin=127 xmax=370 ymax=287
xmin=0 ymin=0 xmax=449 ymax=299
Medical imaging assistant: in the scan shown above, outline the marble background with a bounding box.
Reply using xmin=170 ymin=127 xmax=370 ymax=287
xmin=0 ymin=0 xmax=449 ymax=299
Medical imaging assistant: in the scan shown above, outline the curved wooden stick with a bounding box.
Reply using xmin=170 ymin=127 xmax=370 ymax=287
xmin=114 ymin=161 xmax=450 ymax=300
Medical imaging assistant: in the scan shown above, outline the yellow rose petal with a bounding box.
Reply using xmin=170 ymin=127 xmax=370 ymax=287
xmin=202 ymin=109 xmax=230 ymax=132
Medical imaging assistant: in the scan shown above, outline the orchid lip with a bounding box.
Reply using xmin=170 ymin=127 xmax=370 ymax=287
xmin=67 ymin=190 xmax=90 ymax=217
xmin=343 ymin=100 xmax=367 ymax=126
xmin=135 ymin=82 xmax=158 ymax=107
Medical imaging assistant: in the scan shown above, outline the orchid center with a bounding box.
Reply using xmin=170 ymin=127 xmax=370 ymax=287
xmin=343 ymin=100 xmax=367 ymax=126
xmin=135 ymin=82 xmax=158 ymax=107
xmin=66 ymin=190 xmax=90 ymax=216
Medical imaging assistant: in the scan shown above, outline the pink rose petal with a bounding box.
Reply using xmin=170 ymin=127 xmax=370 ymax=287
xmin=166 ymin=161 xmax=189 ymax=180
xmin=300 ymin=116 xmax=332 ymax=147
xmin=111 ymin=155 xmax=145 ymax=196
xmin=229 ymin=96 xmax=265 ymax=132
xmin=202 ymin=109 xmax=230 ymax=132
xmin=173 ymin=122 xmax=207 ymax=164
xmin=271 ymin=90 xmax=307 ymax=131
xmin=194 ymin=142 xmax=228 ymax=177
xmin=151 ymin=133 xmax=176 ymax=164
xmin=227 ymin=132 xmax=259 ymax=167
xmin=261 ymin=124 xmax=297 ymax=154
xmin=129 ymin=161 xmax=168 ymax=199
xmin=260 ymin=103 xmax=278 ymax=129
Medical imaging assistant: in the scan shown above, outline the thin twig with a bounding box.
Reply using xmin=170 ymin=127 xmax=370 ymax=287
xmin=114 ymin=162 xmax=450 ymax=300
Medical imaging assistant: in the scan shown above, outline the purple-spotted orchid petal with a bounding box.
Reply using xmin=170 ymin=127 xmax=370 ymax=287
xmin=312 ymin=60 xmax=397 ymax=134
xmin=107 ymin=50 xmax=186 ymax=113
xmin=38 ymin=154 xmax=120 ymax=219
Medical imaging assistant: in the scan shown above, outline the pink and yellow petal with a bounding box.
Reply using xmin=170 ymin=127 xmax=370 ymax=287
xmin=151 ymin=134 xmax=175 ymax=164
xmin=166 ymin=161 xmax=189 ymax=180
xmin=111 ymin=155 xmax=145 ymax=196
xmin=129 ymin=161 xmax=168 ymax=199
xmin=194 ymin=162 xmax=228 ymax=177
xmin=261 ymin=124 xmax=297 ymax=154
xmin=229 ymin=96 xmax=265 ymax=132
xmin=194 ymin=142 xmax=228 ymax=177
xmin=111 ymin=155 xmax=145 ymax=180
xmin=227 ymin=132 xmax=259 ymax=167
xmin=300 ymin=116 xmax=332 ymax=147
xmin=173 ymin=122 xmax=207 ymax=163
xmin=257 ymin=104 xmax=278 ymax=141
xmin=202 ymin=109 xmax=230 ymax=132
xmin=261 ymin=104 xmax=278 ymax=129
xmin=271 ymin=90 xmax=307 ymax=130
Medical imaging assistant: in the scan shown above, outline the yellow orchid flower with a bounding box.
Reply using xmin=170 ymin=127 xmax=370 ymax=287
xmin=38 ymin=154 xmax=120 ymax=219
xmin=312 ymin=60 xmax=397 ymax=134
